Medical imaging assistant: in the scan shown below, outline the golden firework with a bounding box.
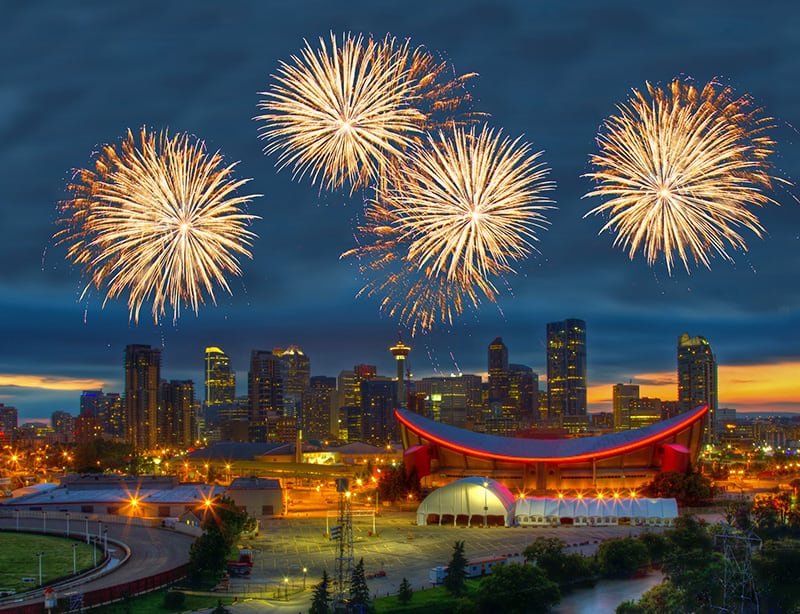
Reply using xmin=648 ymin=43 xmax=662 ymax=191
xmin=256 ymin=32 xmax=424 ymax=192
xmin=584 ymin=78 xmax=781 ymax=273
xmin=344 ymin=125 xmax=554 ymax=334
xmin=55 ymin=127 xmax=260 ymax=323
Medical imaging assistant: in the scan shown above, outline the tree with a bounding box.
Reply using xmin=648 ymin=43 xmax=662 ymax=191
xmin=640 ymin=467 xmax=714 ymax=507
xmin=444 ymin=540 xmax=468 ymax=596
xmin=310 ymin=570 xmax=331 ymax=614
xmin=187 ymin=526 xmax=228 ymax=584
xmin=523 ymin=537 xmax=595 ymax=589
xmin=634 ymin=581 xmax=685 ymax=614
xmin=350 ymin=558 xmax=372 ymax=612
xmin=752 ymin=539 xmax=800 ymax=613
xmin=637 ymin=532 xmax=668 ymax=568
xmin=597 ymin=537 xmax=649 ymax=579
xmin=397 ymin=577 xmax=413 ymax=605
xmin=476 ymin=563 xmax=560 ymax=614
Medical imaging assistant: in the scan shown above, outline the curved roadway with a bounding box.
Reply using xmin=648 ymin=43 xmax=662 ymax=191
xmin=0 ymin=516 xmax=195 ymax=611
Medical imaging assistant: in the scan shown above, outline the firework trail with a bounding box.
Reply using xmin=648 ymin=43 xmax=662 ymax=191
xmin=344 ymin=125 xmax=554 ymax=334
xmin=55 ymin=127 xmax=260 ymax=323
xmin=256 ymin=32 xmax=483 ymax=194
xmin=584 ymin=78 xmax=781 ymax=273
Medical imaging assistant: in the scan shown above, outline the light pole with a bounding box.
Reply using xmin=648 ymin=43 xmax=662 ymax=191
xmin=103 ymin=528 xmax=108 ymax=555
xmin=303 ymin=567 xmax=307 ymax=589
xmin=84 ymin=516 xmax=89 ymax=544
xmin=65 ymin=512 xmax=70 ymax=537
xmin=72 ymin=543 xmax=78 ymax=575
xmin=42 ymin=511 xmax=46 ymax=533
xmin=284 ymin=577 xmax=289 ymax=600
xmin=36 ymin=551 xmax=44 ymax=586
xmin=483 ymin=478 xmax=489 ymax=528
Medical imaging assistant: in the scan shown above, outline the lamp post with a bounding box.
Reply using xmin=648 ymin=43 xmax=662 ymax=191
xmin=303 ymin=567 xmax=307 ymax=589
xmin=36 ymin=551 xmax=44 ymax=586
xmin=284 ymin=577 xmax=289 ymax=600
xmin=85 ymin=516 xmax=89 ymax=544
xmin=72 ymin=543 xmax=78 ymax=575
xmin=65 ymin=512 xmax=70 ymax=537
xmin=483 ymin=478 xmax=489 ymax=528
xmin=42 ymin=510 xmax=46 ymax=533
xmin=103 ymin=528 xmax=108 ymax=555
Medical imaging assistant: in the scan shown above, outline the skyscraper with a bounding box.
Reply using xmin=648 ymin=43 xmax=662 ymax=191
xmin=304 ymin=376 xmax=336 ymax=441
xmin=274 ymin=345 xmax=310 ymax=421
xmin=204 ymin=347 xmax=236 ymax=423
xmin=161 ymin=379 xmax=195 ymax=448
xmin=248 ymin=350 xmax=285 ymax=440
xmin=488 ymin=336 xmax=510 ymax=414
xmin=546 ymin=319 xmax=587 ymax=424
xmin=612 ymin=383 xmax=640 ymax=431
xmin=678 ymin=332 xmax=717 ymax=443
xmin=124 ymin=344 xmax=161 ymax=451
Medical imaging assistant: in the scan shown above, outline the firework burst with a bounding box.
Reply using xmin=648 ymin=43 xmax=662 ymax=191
xmin=256 ymin=32 xmax=424 ymax=192
xmin=344 ymin=125 xmax=554 ymax=334
xmin=584 ymin=78 xmax=781 ymax=273
xmin=55 ymin=127 xmax=260 ymax=323
xmin=256 ymin=32 xmax=483 ymax=194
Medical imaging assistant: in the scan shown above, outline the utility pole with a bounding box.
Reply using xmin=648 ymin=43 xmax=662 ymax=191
xmin=333 ymin=478 xmax=354 ymax=612
xmin=715 ymin=525 xmax=761 ymax=613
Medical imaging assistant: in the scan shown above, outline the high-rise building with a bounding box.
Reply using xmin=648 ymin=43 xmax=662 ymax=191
xmin=546 ymin=319 xmax=587 ymax=423
xmin=389 ymin=334 xmax=411 ymax=409
xmin=678 ymin=332 xmax=717 ymax=443
xmin=274 ymin=345 xmax=310 ymax=422
xmin=0 ymin=404 xmax=18 ymax=445
xmin=360 ymin=378 xmax=397 ymax=444
xmin=51 ymin=410 xmax=75 ymax=443
xmin=124 ymin=344 xmax=161 ymax=451
xmin=161 ymin=379 xmax=195 ymax=448
xmin=248 ymin=350 xmax=284 ymax=424
xmin=508 ymin=364 xmax=537 ymax=426
xmin=304 ymin=376 xmax=336 ymax=441
xmin=487 ymin=337 xmax=511 ymax=414
xmin=612 ymin=383 xmax=640 ymax=431
xmin=629 ymin=397 xmax=662 ymax=429
xmin=204 ymin=347 xmax=236 ymax=424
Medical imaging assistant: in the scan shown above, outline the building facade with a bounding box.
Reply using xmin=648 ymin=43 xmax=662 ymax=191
xmin=546 ymin=319 xmax=587 ymax=426
xmin=677 ymin=333 xmax=717 ymax=443
xmin=124 ymin=344 xmax=161 ymax=451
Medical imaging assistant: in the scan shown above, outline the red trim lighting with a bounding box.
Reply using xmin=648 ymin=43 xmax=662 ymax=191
xmin=396 ymin=405 xmax=708 ymax=463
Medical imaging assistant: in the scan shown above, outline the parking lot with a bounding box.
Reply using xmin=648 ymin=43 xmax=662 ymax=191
xmin=232 ymin=510 xmax=662 ymax=598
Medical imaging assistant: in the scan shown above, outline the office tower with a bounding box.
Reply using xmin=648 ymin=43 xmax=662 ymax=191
xmin=124 ymin=344 xmax=161 ymax=451
xmin=628 ymin=397 xmax=662 ymax=429
xmin=389 ymin=334 xmax=411 ymax=409
xmin=415 ymin=375 xmax=474 ymax=429
xmin=204 ymin=347 xmax=236 ymax=424
xmin=546 ymin=319 xmax=587 ymax=424
xmin=51 ymin=411 xmax=75 ymax=443
xmin=360 ymin=378 xmax=397 ymax=443
xmin=248 ymin=350 xmax=285 ymax=424
xmin=487 ymin=337 xmax=511 ymax=414
xmin=612 ymin=383 xmax=640 ymax=431
xmin=509 ymin=364 xmax=537 ymax=425
xmin=678 ymin=332 xmax=718 ymax=443
xmin=304 ymin=376 xmax=336 ymax=441
xmin=0 ymin=404 xmax=18 ymax=445
xmin=102 ymin=393 xmax=125 ymax=439
xmin=274 ymin=345 xmax=310 ymax=421
xmin=161 ymin=379 xmax=195 ymax=448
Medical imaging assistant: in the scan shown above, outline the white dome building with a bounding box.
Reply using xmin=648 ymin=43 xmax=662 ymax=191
xmin=416 ymin=477 xmax=516 ymax=527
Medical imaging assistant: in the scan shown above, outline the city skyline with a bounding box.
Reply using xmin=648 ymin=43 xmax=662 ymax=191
xmin=1 ymin=1 xmax=798 ymax=422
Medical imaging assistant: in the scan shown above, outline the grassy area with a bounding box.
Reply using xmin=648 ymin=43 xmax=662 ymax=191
xmin=374 ymin=582 xmax=480 ymax=614
xmin=0 ymin=531 xmax=98 ymax=594
xmin=88 ymin=589 xmax=236 ymax=614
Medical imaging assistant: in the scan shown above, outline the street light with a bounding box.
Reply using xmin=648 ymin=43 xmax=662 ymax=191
xmin=72 ymin=543 xmax=78 ymax=575
xmin=284 ymin=576 xmax=289 ymax=600
xmin=65 ymin=512 xmax=70 ymax=537
xmin=85 ymin=516 xmax=89 ymax=544
xmin=303 ymin=567 xmax=307 ymax=589
xmin=42 ymin=510 xmax=46 ymax=533
xmin=36 ymin=551 xmax=44 ymax=586
xmin=483 ymin=478 xmax=489 ymax=528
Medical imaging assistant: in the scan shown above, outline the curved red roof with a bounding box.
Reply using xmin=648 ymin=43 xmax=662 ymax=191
xmin=396 ymin=404 xmax=708 ymax=463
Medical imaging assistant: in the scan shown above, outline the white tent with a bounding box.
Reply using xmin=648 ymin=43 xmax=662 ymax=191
xmin=514 ymin=497 xmax=678 ymax=527
xmin=416 ymin=477 xmax=517 ymax=527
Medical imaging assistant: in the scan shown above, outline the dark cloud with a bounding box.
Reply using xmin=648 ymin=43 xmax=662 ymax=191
xmin=1 ymin=0 xmax=798 ymax=420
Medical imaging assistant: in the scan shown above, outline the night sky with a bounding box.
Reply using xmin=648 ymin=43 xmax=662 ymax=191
xmin=1 ymin=0 xmax=798 ymax=422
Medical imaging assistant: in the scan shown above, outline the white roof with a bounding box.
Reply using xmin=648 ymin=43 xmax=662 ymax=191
xmin=514 ymin=497 xmax=678 ymax=519
xmin=416 ymin=477 xmax=517 ymax=526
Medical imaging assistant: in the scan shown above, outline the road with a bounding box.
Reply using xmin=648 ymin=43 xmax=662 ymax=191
xmin=0 ymin=515 xmax=195 ymax=611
